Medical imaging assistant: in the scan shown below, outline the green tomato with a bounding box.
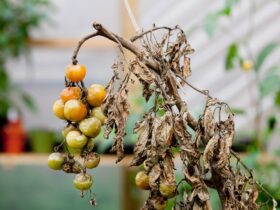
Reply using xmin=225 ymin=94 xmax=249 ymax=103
xmin=79 ymin=117 xmax=101 ymax=138
xmin=48 ymin=152 xmax=64 ymax=170
xmin=62 ymin=124 xmax=77 ymax=138
xmin=66 ymin=130 xmax=88 ymax=149
xmin=68 ymin=147 xmax=82 ymax=155
xmin=159 ymin=183 xmax=177 ymax=198
xmin=85 ymin=153 xmax=100 ymax=169
xmin=135 ymin=171 xmax=150 ymax=190
xmin=91 ymin=107 xmax=106 ymax=124
xmin=73 ymin=173 xmax=93 ymax=190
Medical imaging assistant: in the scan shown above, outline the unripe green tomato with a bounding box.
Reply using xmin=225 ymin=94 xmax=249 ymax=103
xmin=85 ymin=153 xmax=100 ymax=169
xmin=73 ymin=173 xmax=93 ymax=190
xmin=135 ymin=171 xmax=150 ymax=190
xmin=91 ymin=107 xmax=107 ymax=125
xmin=66 ymin=130 xmax=88 ymax=149
xmin=68 ymin=147 xmax=83 ymax=155
xmin=159 ymin=183 xmax=177 ymax=198
xmin=48 ymin=152 xmax=64 ymax=170
xmin=62 ymin=124 xmax=77 ymax=138
xmin=79 ymin=117 xmax=101 ymax=138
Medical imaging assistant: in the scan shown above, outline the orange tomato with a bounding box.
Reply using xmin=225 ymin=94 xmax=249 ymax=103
xmin=53 ymin=99 xmax=65 ymax=119
xmin=86 ymin=84 xmax=106 ymax=107
xmin=65 ymin=64 xmax=86 ymax=82
xmin=60 ymin=87 xmax=82 ymax=103
xmin=64 ymin=99 xmax=87 ymax=122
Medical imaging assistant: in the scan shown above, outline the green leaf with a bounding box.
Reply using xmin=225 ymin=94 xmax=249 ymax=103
xmin=231 ymin=108 xmax=245 ymax=115
xmin=268 ymin=115 xmax=277 ymax=132
xmin=225 ymin=43 xmax=239 ymax=70
xmin=255 ymin=42 xmax=278 ymax=72
xmin=204 ymin=13 xmax=220 ymax=37
xmin=275 ymin=90 xmax=280 ymax=108
xmin=20 ymin=91 xmax=37 ymax=112
xmin=260 ymin=66 xmax=280 ymax=97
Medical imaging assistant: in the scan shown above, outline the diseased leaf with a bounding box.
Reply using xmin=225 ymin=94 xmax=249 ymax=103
xmin=174 ymin=115 xmax=200 ymax=164
xmin=182 ymin=56 xmax=191 ymax=79
xmin=203 ymin=134 xmax=219 ymax=171
xmin=160 ymin=153 xmax=176 ymax=186
xmin=102 ymin=72 xmax=130 ymax=163
xmin=130 ymin=113 xmax=152 ymax=166
xmin=203 ymin=108 xmax=215 ymax=141
xmin=148 ymin=163 xmax=161 ymax=190
xmin=151 ymin=111 xmax=173 ymax=156
xmin=255 ymin=42 xmax=278 ymax=72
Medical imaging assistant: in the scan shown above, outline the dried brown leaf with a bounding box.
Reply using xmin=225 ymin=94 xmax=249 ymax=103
xmin=102 ymin=75 xmax=130 ymax=163
xmin=203 ymin=134 xmax=219 ymax=171
xmin=130 ymin=114 xmax=153 ymax=166
xmin=174 ymin=115 xmax=200 ymax=164
xmin=151 ymin=111 xmax=173 ymax=156
xmin=161 ymin=153 xmax=176 ymax=186
xmin=149 ymin=163 xmax=161 ymax=190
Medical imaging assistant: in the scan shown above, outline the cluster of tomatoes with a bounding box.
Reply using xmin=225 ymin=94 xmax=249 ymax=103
xmin=49 ymin=63 xmax=106 ymax=196
xmin=134 ymin=165 xmax=177 ymax=209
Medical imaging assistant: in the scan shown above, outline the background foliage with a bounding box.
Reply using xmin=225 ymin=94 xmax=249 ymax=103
xmin=0 ymin=0 xmax=50 ymax=117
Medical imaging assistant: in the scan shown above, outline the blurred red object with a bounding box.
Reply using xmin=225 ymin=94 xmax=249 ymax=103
xmin=2 ymin=109 xmax=25 ymax=153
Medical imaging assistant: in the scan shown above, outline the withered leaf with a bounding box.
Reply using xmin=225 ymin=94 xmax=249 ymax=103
xmin=130 ymin=113 xmax=153 ymax=166
xmin=102 ymin=75 xmax=130 ymax=163
xmin=174 ymin=115 xmax=200 ymax=164
xmin=151 ymin=111 xmax=173 ymax=156
xmin=182 ymin=56 xmax=191 ymax=79
xmin=203 ymin=134 xmax=219 ymax=172
xmin=160 ymin=153 xmax=176 ymax=186
xmin=149 ymin=163 xmax=161 ymax=190
xmin=203 ymin=107 xmax=215 ymax=141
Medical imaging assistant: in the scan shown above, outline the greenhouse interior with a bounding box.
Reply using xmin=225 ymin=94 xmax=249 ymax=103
xmin=0 ymin=0 xmax=280 ymax=210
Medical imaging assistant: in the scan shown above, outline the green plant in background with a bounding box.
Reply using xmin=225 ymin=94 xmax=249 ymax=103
xmin=0 ymin=0 xmax=50 ymax=118
xmin=200 ymin=0 xmax=280 ymax=207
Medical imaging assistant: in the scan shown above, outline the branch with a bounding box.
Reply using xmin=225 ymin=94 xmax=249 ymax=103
xmin=71 ymin=22 xmax=198 ymax=130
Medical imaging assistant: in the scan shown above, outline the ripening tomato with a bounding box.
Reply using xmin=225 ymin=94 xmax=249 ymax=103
xmin=73 ymin=173 xmax=93 ymax=190
xmin=48 ymin=152 xmax=64 ymax=170
xmin=85 ymin=153 xmax=100 ymax=169
xmin=135 ymin=171 xmax=150 ymax=190
xmin=86 ymin=84 xmax=106 ymax=107
xmin=65 ymin=64 xmax=86 ymax=82
xmin=91 ymin=107 xmax=106 ymax=125
xmin=241 ymin=59 xmax=254 ymax=72
xmin=60 ymin=87 xmax=82 ymax=103
xmin=53 ymin=99 xmax=65 ymax=119
xmin=66 ymin=130 xmax=88 ymax=149
xmin=64 ymin=99 xmax=87 ymax=122
xmin=79 ymin=117 xmax=101 ymax=138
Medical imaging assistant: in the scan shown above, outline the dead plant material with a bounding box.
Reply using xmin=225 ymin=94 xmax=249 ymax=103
xmin=72 ymin=22 xmax=277 ymax=210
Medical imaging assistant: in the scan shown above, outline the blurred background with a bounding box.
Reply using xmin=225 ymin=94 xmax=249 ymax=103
xmin=0 ymin=0 xmax=280 ymax=209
